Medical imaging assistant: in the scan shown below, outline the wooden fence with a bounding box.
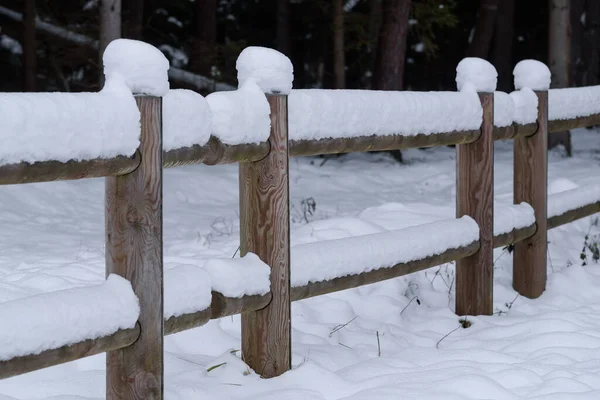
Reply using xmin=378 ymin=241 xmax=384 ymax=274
xmin=0 ymin=64 xmax=599 ymax=400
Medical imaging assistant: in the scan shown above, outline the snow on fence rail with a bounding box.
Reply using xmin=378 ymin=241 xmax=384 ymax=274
xmin=1 ymin=39 xmax=600 ymax=398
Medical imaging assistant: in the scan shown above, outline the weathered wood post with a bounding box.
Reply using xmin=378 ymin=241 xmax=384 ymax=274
xmin=512 ymin=60 xmax=550 ymax=298
xmin=455 ymin=58 xmax=496 ymax=316
xmin=103 ymin=39 xmax=169 ymax=400
xmin=237 ymin=47 xmax=294 ymax=378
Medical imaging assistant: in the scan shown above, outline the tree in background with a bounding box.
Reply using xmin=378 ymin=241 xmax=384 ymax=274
xmin=373 ymin=0 xmax=411 ymax=91
xmin=189 ymin=0 xmax=216 ymax=76
xmin=22 ymin=0 xmax=36 ymax=91
xmin=467 ymin=0 xmax=499 ymax=58
xmin=99 ymin=0 xmax=121 ymax=59
xmin=493 ymin=0 xmax=515 ymax=91
xmin=333 ymin=0 xmax=346 ymax=88
xmin=549 ymin=0 xmax=572 ymax=155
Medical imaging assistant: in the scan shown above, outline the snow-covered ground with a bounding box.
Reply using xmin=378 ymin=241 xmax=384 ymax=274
xmin=0 ymin=129 xmax=599 ymax=399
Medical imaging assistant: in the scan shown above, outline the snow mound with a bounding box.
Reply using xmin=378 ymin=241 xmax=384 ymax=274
xmin=549 ymin=178 xmax=580 ymax=195
xmin=0 ymin=274 xmax=138 ymax=361
xmin=495 ymin=203 xmax=535 ymax=235
xmin=456 ymin=57 xmax=498 ymax=92
xmin=203 ymin=253 xmax=270 ymax=298
xmin=289 ymin=89 xmax=482 ymax=140
xmin=494 ymin=91 xmax=515 ymax=127
xmin=513 ymin=59 xmax=551 ymax=91
xmin=236 ymin=46 xmax=294 ymax=95
xmin=103 ymin=38 xmax=170 ymax=96
xmin=0 ymin=91 xmax=140 ymax=166
xmin=510 ymin=88 xmax=538 ymax=124
xmin=163 ymin=89 xmax=212 ymax=151
xmin=206 ymin=80 xmax=271 ymax=144
xmin=164 ymin=265 xmax=212 ymax=318
xmin=549 ymin=86 xmax=600 ymax=120
xmin=291 ymin=216 xmax=479 ymax=287
xmin=548 ymin=184 xmax=600 ymax=218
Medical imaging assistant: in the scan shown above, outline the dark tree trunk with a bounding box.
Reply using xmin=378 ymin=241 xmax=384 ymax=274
xmin=549 ymin=0 xmax=572 ymax=156
xmin=23 ymin=0 xmax=36 ymax=91
xmin=190 ymin=0 xmax=217 ymax=77
xmin=581 ymin=0 xmax=600 ymax=87
xmin=493 ymin=0 xmax=515 ymax=91
xmin=99 ymin=0 xmax=121 ymax=86
xmin=374 ymin=0 xmax=411 ymax=162
xmin=99 ymin=0 xmax=121 ymax=56
xmin=368 ymin=0 xmax=382 ymax=89
xmin=333 ymin=0 xmax=345 ymax=89
xmin=373 ymin=0 xmax=411 ymax=90
xmin=276 ymin=0 xmax=290 ymax=55
xmin=571 ymin=0 xmax=584 ymax=86
xmin=125 ymin=0 xmax=144 ymax=40
xmin=467 ymin=0 xmax=500 ymax=59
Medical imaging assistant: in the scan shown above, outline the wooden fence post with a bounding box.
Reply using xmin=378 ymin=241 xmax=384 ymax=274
xmin=240 ymin=94 xmax=291 ymax=378
xmin=455 ymin=58 xmax=496 ymax=316
xmin=513 ymin=60 xmax=550 ymax=298
xmin=106 ymin=96 xmax=164 ymax=399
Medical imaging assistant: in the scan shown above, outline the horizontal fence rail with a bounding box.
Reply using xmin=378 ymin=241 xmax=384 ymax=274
xmin=0 ymin=116 xmax=590 ymax=186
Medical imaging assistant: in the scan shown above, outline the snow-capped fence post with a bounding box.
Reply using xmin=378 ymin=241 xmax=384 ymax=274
xmin=103 ymin=40 xmax=169 ymax=400
xmin=512 ymin=60 xmax=550 ymax=298
xmin=237 ymin=47 xmax=293 ymax=378
xmin=454 ymin=59 xmax=496 ymax=316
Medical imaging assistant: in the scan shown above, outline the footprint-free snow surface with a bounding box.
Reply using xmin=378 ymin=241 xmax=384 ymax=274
xmin=0 ymin=130 xmax=599 ymax=399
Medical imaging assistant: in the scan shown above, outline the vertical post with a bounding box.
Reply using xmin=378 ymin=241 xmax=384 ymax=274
xmin=456 ymin=92 xmax=495 ymax=316
xmin=106 ymin=96 xmax=163 ymax=399
xmin=514 ymin=91 xmax=548 ymax=298
xmin=240 ymin=94 xmax=291 ymax=378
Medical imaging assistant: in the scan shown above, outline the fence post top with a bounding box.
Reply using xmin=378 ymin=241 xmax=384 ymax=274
xmin=456 ymin=57 xmax=497 ymax=93
xmin=236 ymin=46 xmax=294 ymax=95
xmin=102 ymin=39 xmax=170 ymax=96
xmin=513 ymin=60 xmax=551 ymax=91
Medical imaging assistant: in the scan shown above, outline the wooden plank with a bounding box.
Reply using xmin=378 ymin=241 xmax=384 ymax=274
xmin=211 ymin=292 xmax=271 ymax=319
xmin=164 ymin=292 xmax=271 ymax=335
xmin=0 ymin=153 xmax=140 ymax=186
xmin=106 ymin=96 xmax=164 ymax=399
xmin=513 ymin=91 xmax=548 ymax=298
xmin=548 ymin=201 xmax=600 ymax=230
xmin=494 ymin=224 xmax=537 ymax=249
xmin=163 ymin=137 xmax=270 ymax=168
xmin=0 ymin=325 xmax=139 ymax=380
xmin=289 ymin=130 xmax=479 ymax=156
xmin=455 ymin=92 xmax=494 ymax=316
xmin=239 ymin=95 xmax=291 ymax=378
xmin=549 ymin=112 xmax=600 ymax=133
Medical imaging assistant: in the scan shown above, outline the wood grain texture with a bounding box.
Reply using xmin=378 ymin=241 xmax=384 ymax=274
xmin=164 ymin=292 xmax=271 ymax=335
xmin=239 ymin=95 xmax=291 ymax=378
xmin=290 ymin=130 xmax=479 ymax=156
xmin=106 ymin=96 xmax=164 ymax=399
xmin=0 ymin=152 xmax=140 ymax=186
xmin=456 ymin=92 xmax=494 ymax=316
xmin=513 ymin=91 xmax=548 ymax=299
xmin=0 ymin=325 xmax=139 ymax=380
xmin=163 ymin=137 xmax=270 ymax=168
xmin=494 ymin=224 xmax=537 ymax=249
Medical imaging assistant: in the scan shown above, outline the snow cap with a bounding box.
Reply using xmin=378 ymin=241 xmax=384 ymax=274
xmin=513 ymin=60 xmax=551 ymax=91
xmin=456 ymin=57 xmax=498 ymax=92
xmin=103 ymin=39 xmax=170 ymax=96
xmin=236 ymin=46 xmax=294 ymax=95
